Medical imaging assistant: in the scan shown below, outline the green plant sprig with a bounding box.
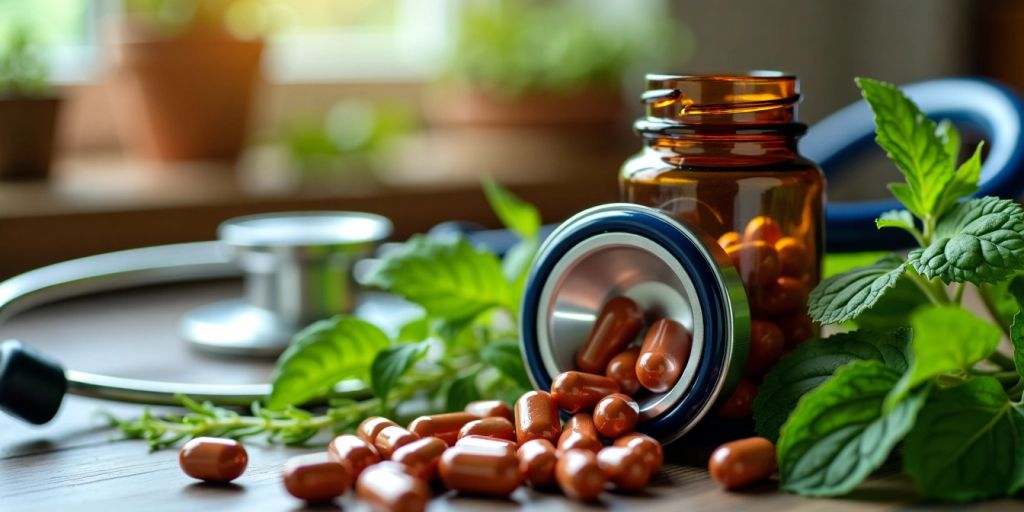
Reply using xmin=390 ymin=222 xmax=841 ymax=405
xmin=107 ymin=179 xmax=540 ymax=450
xmin=754 ymin=77 xmax=1024 ymax=502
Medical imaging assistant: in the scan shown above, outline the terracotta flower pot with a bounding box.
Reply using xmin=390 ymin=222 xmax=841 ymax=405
xmin=111 ymin=27 xmax=263 ymax=162
xmin=0 ymin=96 xmax=61 ymax=181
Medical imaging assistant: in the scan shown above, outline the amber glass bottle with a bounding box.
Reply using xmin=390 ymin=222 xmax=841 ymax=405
xmin=621 ymin=73 xmax=824 ymax=418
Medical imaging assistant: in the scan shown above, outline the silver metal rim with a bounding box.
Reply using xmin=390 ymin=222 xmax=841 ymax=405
xmin=219 ymin=211 xmax=393 ymax=249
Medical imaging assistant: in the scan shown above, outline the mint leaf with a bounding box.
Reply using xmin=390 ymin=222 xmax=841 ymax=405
xmin=808 ymin=255 xmax=906 ymax=325
xmin=875 ymin=209 xmax=916 ymax=234
xmin=753 ymin=328 xmax=911 ymax=442
xmin=936 ymin=118 xmax=961 ymax=168
xmin=1012 ymin=312 xmax=1024 ymax=381
xmin=903 ymin=377 xmax=1024 ymax=501
xmin=934 ymin=142 xmax=983 ymax=216
xmin=481 ymin=340 xmax=532 ymax=390
xmin=856 ymin=77 xmax=951 ymax=218
xmin=370 ymin=342 xmax=428 ymax=403
xmin=268 ymin=316 xmax=390 ymax=409
xmin=908 ymin=196 xmax=1024 ymax=284
xmin=366 ymin=235 xmax=514 ymax=320
xmin=482 ymin=176 xmax=541 ymax=239
xmin=778 ymin=360 xmax=926 ymax=496
xmin=852 ymin=276 xmax=929 ymax=330
xmin=987 ymin=275 xmax=1024 ymax=327
xmin=887 ymin=306 xmax=1001 ymax=407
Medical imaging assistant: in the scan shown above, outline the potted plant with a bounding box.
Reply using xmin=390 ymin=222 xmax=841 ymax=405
xmin=0 ymin=27 xmax=61 ymax=181
xmin=110 ymin=0 xmax=267 ymax=162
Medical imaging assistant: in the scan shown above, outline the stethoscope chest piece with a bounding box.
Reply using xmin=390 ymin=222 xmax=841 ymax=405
xmin=519 ymin=203 xmax=750 ymax=444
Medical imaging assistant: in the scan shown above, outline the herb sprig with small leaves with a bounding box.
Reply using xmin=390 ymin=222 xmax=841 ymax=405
xmin=753 ymin=78 xmax=1024 ymax=502
xmin=108 ymin=179 xmax=540 ymax=450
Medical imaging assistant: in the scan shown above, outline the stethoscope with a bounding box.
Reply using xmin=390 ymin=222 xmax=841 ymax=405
xmin=2 ymin=77 xmax=1024 ymax=428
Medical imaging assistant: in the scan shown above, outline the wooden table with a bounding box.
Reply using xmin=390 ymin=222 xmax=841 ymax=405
xmin=0 ymin=281 xmax=1019 ymax=511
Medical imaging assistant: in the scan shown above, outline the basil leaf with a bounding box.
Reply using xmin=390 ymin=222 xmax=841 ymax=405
xmin=753 ymin=328 xmax=911 ymax=442
xmin=446 ymin=372 xmax=482 ymax=411
xmin=875 ymin=209 xmax=916 ymax=235
xmin=268 ymin=316 xmax=391 ymax=410
xmin=482 ymin=176 xmax=541 ymax=239
xmin=778 ymin=360 xmax=926 ymax=496
xmin=808 ymin=255 xmax=906 ymax=325
xmin=856 ymin=77 xmax=951 ymax=218
xmin=887 ymin=306 xmax=1001 ymax=408
xmin=903 ymin=377 xmax=1024 ymax=501
xmin=370 ymin=342 xmax=428 ymax=402
xmin=908 ymin=197 xmax=1024 ymax=284
xmin=366 ymin=235 xmax=514 ymax=320
xmin=481 ymin=340 xmax=532 ymax=390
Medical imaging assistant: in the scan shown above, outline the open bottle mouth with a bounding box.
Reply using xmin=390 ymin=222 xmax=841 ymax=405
xmin=642 ymin=72 xmax=801 ymax=125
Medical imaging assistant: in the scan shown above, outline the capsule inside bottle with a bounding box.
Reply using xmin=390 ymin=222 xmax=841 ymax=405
xmin=575 ymin=296 xmax=644 ymax=374
xmin=635 ymin=318 xmax=692 ymax=393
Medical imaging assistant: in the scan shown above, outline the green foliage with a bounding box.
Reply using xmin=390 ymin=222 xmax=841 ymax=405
xmin=0 ymin=26 xmax=48 ymax=97
xmin=370 ymin=342 xmax=428 ymax=409
xmin=808 ymin=255 xmax=905 ymax=325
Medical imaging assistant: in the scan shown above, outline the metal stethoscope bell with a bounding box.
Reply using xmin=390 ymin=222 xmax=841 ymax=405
xmin=179 ymin=212 xmax=392 ymax=356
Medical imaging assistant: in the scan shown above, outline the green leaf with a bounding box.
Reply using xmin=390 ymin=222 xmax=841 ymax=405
xmin=481 ymin=340 xmax=532 ymax=390
xmin=887 ymin=306 xmax=1002 ymax=408
xmin=396 ymin=316 xmax=431 ymax=343
xmin=934 ymin=142 xmax=983 ymax=216
xmin=986 ymin=275 xmax=1024 ymax=327
xmin=268 ymin=316 xmax=391 ymax=410
xmin=908 ymin=196 xmax=1024 ymax=284
xmin=370 ymin=342 xmax=428 ymax=402
xmin=365 ymin=235 xmax=514 ymax=320
xmin=446 ymin=372 xmax=482 ymax=411
xmin=808 ymin=255 xmax=906 ymax=325
xmin=482 ymin=176 xmax=541 ymax=239
xmin=778 ymin=360 xmax=927 ymax=496
xmin=1012 ymin=312 xmax=1024 ymax=381
xmin=903 ymin=377 xmax=1024 ymax=501
xmin=753 ymin=328 xmax=911 ymax=442
xmin=936 ymin=118 xmax=961 ymax=169
xmin=851 ymin=276 xmax=929 ymax=330
xmin=856 ymin=77 xmax=951 ymax=218
xmin=875 ymin=209 xmax=916 ymax=234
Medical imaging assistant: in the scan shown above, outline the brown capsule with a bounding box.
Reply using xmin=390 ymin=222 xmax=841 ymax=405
xmin=752 ymin=276 xmax=807 ymax=316
xmin=358 ymin=416 xmax=399 ymax=445
xmin=282 ymin=453 xmax=351 ymax=502
xmin=557 ymin=413 xmax=602 ymax=454
xmin=575 ymin=296 xmax=644 ymax=374
xmin=391 ymin=436 xmax=448 ymax=481
xmin=744 ymin=320 xmax=785 ymax=377
xmin=439 ymin=445 xmax=524 ymax=496
xmin=636 ymin=319 xmax=692 ymax=393
xmin=726 ymin=240 xmax=782 ymax=288
xmin=605 ymin=347 xmax=642 ymax=396
xmin=597 ymin=446 xmax=650 ymax=490
xmin=555 ymin=449 xmax=607 ymax=501
xmin=327 ymin=434 xmax=380 ymax=480
xmin=717 ymin=379 xmax=757 ymax=419
xmin=178 ymin=437 xmax=248 ymax=482
xmin=551 ymin=370 xmax=621 ymax=413
xmin=356 ymin=461 xmax=430 ymax=512
xmin=408 ymin=412 xmax=479 ymax=446
xmin=458 ymin=417 xmax=517 ymax=442
xmin=709 ymin=437 xmax=777 ymax=490
xmin=717 ymin=231 xmax=742 ymax=250
xmin=455 ymin=434 xmax=518 ymax=454
xmin=743 ymin=216 xmax=783 ymax=245
xmin=514 ymin=390 xmax=562 ymax=445
xmin=593 ymin=393 xmax=640 ymax=439
xmin=517 ymin=439 xmax=558 ymax=487
xmin=464 ymin=400 xmax=514 ymax=422
xmin=375 ymin=425 xmax=421 ymax=459
xmin=613 ymin=433 xmax=664 ymax=473
xmin=777 ymin=312 xmax=815 ymax=348
xmin=775 ymin=236 xmax=808 ymax=277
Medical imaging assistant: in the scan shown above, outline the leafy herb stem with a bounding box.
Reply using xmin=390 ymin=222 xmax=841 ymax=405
xmin=953 ymin=282 xmax=966 ymax=304
xmin=978 ymin=283 xmax=1013 ymax=339
xmin=907 ymin=271 xmax=949 ymax=306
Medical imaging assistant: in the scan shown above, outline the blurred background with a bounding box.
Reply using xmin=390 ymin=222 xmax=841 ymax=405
xmin=0 ymin=0 xmax=1011 ymax=277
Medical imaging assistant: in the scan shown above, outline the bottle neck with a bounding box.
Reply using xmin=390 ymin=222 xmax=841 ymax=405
xmin=636 ymin=120 xmax=805 ymax=167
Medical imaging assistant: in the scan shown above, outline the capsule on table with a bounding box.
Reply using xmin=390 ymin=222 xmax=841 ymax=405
xmin=575 ymin=296 xmax=644 ymax=374
xmin=744 ymin=320 xmax=785 ymax=377
xmin=464 ymin=399 xmax=514 ymax=422
xmin=557 ymin=413 xmax=602 ymax=454
xmin=555 ymin=449 xmax=607 ymax=501
xmin=327 ymin=434 xmax=380 ymax=479
xmin=375 ymin=425 xmax=421 ymax=459
xmin=726 ymin=240 xmax=782 ymax=288
xmin=178 ymin=437 xmax=248 ymax=483
xmin=439 ymin=445 xmax=524 ymax=496
xmin=709 ymin=437 xmax=777 ymax=490
xmin=593 ymin=393 xmax=639 ymax=439
xmin=597 ymin=446 xmax=650 ymax=490
xmin=282 ymin=453 xmax=351 ymax=502
xmin=636 ymin=319 xmax=692 ymax=393
xmin=743 ymin=216 xmax=783 ymax=245
xmin=356 ymin=461 xmax=430 ymax=512
xmin=458 ymin=417 xmax=517 ymax=442
xmin=391 ymin=436 xmax=448 ymax=481
xmin=517 ymin=439 xmax=558 ymax=488
xmin=752 ymin=276 xmax=807 ymax=316
xmin=358 ymin=416 xmax=399 ymax=445
xmin=716 ymin=231 xmax=742 ymax=250
xmin=514 ymin=390 xmax=561 ymax=445
xmin=613 ymin=433 xmax=664 ymax=474
xmin=407 ymin=412 xmax=478 ymax=446
xmin=605 ymin=347 xmax=642 ymax=396
xmin=551 ymin=370 xmax=621 ymax=413
xmin=455 ymin=434 xmax=517 ymax=454
xmin=775 ymin=236 xmax=808 ymax=277
xmin=717 ymin=379 xmax=757 ymax=419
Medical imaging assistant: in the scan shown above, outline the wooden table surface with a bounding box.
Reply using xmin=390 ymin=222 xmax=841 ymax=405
xmin=1 ymin=281 xmax=1020 ymax=511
